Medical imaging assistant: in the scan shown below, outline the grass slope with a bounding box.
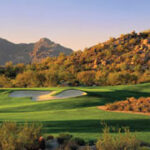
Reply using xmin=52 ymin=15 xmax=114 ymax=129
xmin=0 ymin=84 xmax=150 ymax=142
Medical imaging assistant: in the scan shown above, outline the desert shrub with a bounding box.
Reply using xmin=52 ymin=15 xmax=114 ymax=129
xmin=95 ymin=71 xmax=108 ymax=85
xmin=57 ymin=134 xmax=86 ymax=150
xmin=17 ymin=123 xmax=42 ymax=149
xmin=47 ymin=135 xmax=54 ymax=140
xmin=14 ymin=71 xmax=41 ymax=87
xmin=77 ymin=146 xmax=93 ymax=150
xmin=14 ymin=63 xmax=25 ymax=74
xmin=106 ymin=97 xmax=150 ymax=113
xmin=107 ymin=71 xmax=138 ymax=85
xmin=106 ymin=103 xmax=119 ymax=110
xmin=129 ymin=38 xmax=137 ymax=45
xmin=88 ymin=139 xmax=95 ymax=146
xmin=44 ymin=70 xmax=60 ymax=87
xmin=64 ymin=140 xmax=78 ymax=150
xmin=123 ymin=105 xmax=133 ymax=111
xmin=71 ymin=137 xmax=85 ymax=146
xmin=116 ymin=45 xmax=124 ymax=52
xmin=96 ymin=124 xmax=140 ymax=150
xmin=0 ymin=122 xmax=42 ymax=150
xmin=57 ymin=133 xmax=73 ymax=145
xmin=0 ymin=75 xmax=12 ymax=88
xmin=77 ymin=71 xmax=96 ymax=86
xmin=4 ymin=61 xmax=17 ymax=78
xmin=138 ymin=71 xmax=150 ymax=83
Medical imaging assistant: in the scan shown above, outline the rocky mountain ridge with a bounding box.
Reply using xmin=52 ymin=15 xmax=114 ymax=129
xmin=0 ymin=38 xmax=73 ymax=65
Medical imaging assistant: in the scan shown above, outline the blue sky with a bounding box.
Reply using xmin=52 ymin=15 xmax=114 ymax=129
xmin=0 ymin=0 xmax=150 ymax=50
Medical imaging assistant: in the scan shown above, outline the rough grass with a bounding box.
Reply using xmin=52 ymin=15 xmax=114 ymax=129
xmin=0 ymin=83 xmax=150 ymax=142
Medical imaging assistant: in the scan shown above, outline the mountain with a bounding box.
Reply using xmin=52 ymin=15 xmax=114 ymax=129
xmin=0 ymin=38 xmax=73 ymax=65
xmin=30 ymin=38 xmax=73 ymax=62
xmin=1 ymin=30 xmax=150 ymax=87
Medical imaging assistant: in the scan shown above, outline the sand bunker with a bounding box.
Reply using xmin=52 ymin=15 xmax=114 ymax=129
xmin=9 ymin=91 xmax=52 ymax=101
xmin=10 ymin=90 xmax=87 ymax=101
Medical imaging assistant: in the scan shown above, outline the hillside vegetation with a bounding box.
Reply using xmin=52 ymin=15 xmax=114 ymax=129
xmin=1 ymin=31 xmax=150 ymax=87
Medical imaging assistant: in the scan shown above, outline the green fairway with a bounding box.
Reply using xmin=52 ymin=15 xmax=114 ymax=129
xmin=0 ymin=84 xmax=150 ymax=142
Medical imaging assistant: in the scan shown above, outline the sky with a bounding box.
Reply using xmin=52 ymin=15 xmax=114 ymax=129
xmin=0 ymin=0 xmax=150 ymax=50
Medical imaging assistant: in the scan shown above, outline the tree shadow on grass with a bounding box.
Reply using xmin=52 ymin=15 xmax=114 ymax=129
xmin=85 ymin=90 xmax=150 ymax=105
xmin=41 ymin=119 xmax=150 ymax=134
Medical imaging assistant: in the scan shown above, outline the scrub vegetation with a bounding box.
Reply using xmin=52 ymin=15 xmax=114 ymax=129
xmin=106 ymin=97 xmax=150 ymax=113
xmin=1 ymin=31 xmax=150 ymax=87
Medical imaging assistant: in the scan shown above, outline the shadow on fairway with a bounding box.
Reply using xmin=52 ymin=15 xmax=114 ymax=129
xmin=86 ymin=90 xmax=150 ymax=105
xmin=41 ymin=119 xmax=150 ymax=134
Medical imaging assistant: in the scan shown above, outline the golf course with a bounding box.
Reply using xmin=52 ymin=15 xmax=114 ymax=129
xmin=0 ymin=83 xmax=150 ymax=143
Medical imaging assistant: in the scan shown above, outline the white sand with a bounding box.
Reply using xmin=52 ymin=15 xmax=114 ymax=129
xmin=10 ymin=90 xmax=87 ymax=101
xmin=9 ymin=91 xmax=52 ymax=101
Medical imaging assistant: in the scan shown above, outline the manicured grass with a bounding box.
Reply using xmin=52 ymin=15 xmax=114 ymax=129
xmin=0 ymin=83 xmax=150 ymax=142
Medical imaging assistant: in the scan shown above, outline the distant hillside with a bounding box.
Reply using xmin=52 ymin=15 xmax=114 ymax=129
xmin=76 ymin=30 xmax=150 ymax=73
xmin=1 ymin=30 xmax=150 ymax=87
xmin=0 ymin=38 xmax=73 ymax=65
